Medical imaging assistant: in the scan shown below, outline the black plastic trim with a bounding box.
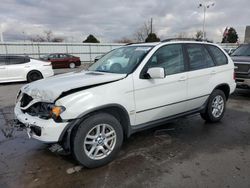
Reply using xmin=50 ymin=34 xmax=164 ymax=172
xmin=136 ymin=94 xmax=209 ymax=114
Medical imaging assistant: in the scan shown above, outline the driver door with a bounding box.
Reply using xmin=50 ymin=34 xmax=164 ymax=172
xmin=133 ymin=44 xmax=188 ymax=125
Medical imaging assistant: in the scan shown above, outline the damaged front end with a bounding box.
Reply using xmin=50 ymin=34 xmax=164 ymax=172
xmin=14 ymin=91 xmax=69 ymax=143
xmin=19 ymin=92 xmax=66 ymax=122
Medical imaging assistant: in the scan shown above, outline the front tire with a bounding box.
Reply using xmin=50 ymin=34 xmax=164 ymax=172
xmin=200 ymin=90 xmax=226 ymax=122
xmin=72 ymin=113 xmax=123 ymax=168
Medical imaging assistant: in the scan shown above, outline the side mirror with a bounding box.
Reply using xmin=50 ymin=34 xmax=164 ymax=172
xmin=147 ymin=67 xmax=165 ymax=79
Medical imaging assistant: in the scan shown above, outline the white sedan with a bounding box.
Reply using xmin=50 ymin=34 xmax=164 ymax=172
xmin=0 ymin=56 xmax=54 ymax=83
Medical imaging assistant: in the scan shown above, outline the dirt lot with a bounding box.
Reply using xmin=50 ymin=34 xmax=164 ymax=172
xmin=0 ymin=69 xmax=250 ymax=188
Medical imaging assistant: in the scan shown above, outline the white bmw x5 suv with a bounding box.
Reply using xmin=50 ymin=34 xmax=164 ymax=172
xmin=15 ymin=40 xmax=236 ymax=168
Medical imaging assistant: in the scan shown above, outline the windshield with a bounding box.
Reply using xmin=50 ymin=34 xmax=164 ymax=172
xmin=231 ymin=45 xmax=250 ymax=56
xmin=88 ymin=46 xmax=153 ymax=74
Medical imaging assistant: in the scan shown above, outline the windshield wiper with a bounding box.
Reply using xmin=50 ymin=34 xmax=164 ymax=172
xmin=94 ymin=70 xmax=111 ymax=73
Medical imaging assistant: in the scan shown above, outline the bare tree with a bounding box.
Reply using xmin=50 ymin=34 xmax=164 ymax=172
xmin=134 ymin=20 xmax=151 ymax=42
xmin=114 ymin=37 xmax=134 ymax=43
xmin=29 ymin=30 xmax=64 ymax=42
xmin=44 ymin=30 xmax=53 ymax=42
xmin=176 ymin=32 xmax=188 ymax=39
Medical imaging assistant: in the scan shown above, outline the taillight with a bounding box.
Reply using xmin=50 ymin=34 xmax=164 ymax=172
xmin=233 ymin=71 xmax=236 ymax=80
xmin=43 ymin=63 xmax=51 ymax=66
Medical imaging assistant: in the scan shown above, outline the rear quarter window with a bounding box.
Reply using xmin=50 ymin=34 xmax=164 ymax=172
xmin=207 ymin=45 xmax=228 ymax=66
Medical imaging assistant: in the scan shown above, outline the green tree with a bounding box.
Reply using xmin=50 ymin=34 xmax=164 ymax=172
xmin=83 ymin=34 xmax=100 ymax=43
xmin=145 ymin=33 xmax=160 ymax=42
xmin=222 ymin=27 xmax=238 ymax=43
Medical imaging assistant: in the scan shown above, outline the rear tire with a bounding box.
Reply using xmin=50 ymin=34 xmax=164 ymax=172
xmin=69 ymin=62 xmax=76 ymax=69
xmin=27 ymin=71 xmax=43 ymax=82
xmin=200 ymin=90 xmax=226 ymax=123
xmin=72 ymin=113 xmax=123 ymax=168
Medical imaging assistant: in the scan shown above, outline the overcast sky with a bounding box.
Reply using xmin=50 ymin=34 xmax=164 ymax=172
xmin=0 ymin=0 xmax=249 ymax=43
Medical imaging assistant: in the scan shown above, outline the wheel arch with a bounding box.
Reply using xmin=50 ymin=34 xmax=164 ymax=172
xmin=59 ymin=104 xmax=132 ymax=151
xmin=213 ymin=83 xmax=230 ymax=100
xmin=26 ymin=69 xmax=43 ymax=81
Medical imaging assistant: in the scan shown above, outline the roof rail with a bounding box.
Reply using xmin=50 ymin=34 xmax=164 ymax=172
xmin=125 ymin=42 xmax=145 ymax=46
xmin=161 ymin=38 xmax=213 ymax=43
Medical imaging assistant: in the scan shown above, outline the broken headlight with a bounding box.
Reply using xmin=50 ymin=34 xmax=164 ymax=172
xmin=24 ymin=102 xmax=66 ymax=121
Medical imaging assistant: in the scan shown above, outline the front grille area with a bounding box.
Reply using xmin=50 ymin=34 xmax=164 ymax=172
xmin=235 ymin=63 xmax=250 ymax=73
xmin=23 ymin=102 xmax=52 ymax=119
xmin=20 ymin=93 xmax=33 ymax=107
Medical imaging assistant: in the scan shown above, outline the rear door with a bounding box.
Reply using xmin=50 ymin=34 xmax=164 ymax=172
xmin=49 ymin=54 xmax=60 ymax=68
xmin=0 ymin=56 xmax=8 ymax=82
xmin=6 ymin=56 xmax=30 ymax=81
xmin=184 ymin=44 xmax=216 ymax=110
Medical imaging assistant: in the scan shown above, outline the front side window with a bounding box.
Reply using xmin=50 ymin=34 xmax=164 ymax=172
xmin=186 ymin=44 xmax=214 ymax=71
xmin=144 ymin=44 xmax=185 ymax=75
xmin=88 ymin=46 xmax=153 ymax=74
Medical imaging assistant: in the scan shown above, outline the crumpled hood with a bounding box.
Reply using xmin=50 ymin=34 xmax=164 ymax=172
xmin=231 ymin=56 xmax=250 ymax=63
xmin=21 ymin=71 xmax=126 ymax=102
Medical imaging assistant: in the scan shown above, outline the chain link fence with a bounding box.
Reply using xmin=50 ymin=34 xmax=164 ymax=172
xmin=0 ymin=42 xmax=124 ymax=63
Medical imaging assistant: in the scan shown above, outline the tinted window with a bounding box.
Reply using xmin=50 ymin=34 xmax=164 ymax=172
xmin=0 ymin=56 xmax=7 ymax=65
xmin=49 ymin=54 xmax=58 ymax=59
xmin=207 ymin=45 xmax=228 ymax=66
xmin=231 ymin=45 xmax=250 ymax=56
xmin=7 ymin=56 xmax=30 ymax=65
xmin=146 ymin=44 xmax=185 ymax=75
xmin=59 ymin=54 xmax=68 ymax=58
xmin=186 ymin=44 xmax=214 ymax=71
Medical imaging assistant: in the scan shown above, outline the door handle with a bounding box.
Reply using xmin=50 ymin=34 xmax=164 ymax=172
xmin=0 ymin=67 xmax=6 ymax=69
xmin=210 ymin=70 xmax=216 ymax=75
xmin=178 ymin=76 xmax=187 ymax=81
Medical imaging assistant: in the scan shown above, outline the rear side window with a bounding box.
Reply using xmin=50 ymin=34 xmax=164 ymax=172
xmin=207 ymin=45 xmax=228 ymax=66
xmin=7 ymin=56 xmax=30 ymax=65
xmin=186 ymin=44 xmax=215 ymax=71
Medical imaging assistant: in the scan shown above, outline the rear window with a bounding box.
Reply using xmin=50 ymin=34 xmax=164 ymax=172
xmin=207 ymin=45 xmax=228 ymax=66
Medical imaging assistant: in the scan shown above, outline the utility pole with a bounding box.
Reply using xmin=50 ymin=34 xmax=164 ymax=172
xmin=198 ymin=1 xmax=215 ymax=40
xmin=0 ymin=31 xmax=3 ymax=42
xmin=150 ymin=18 xmax=153 ymax=34
xmin=0 ymin=25 xmax=3 ymax=42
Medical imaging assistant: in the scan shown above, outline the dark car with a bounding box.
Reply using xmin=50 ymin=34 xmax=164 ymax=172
xmin=40 ymin=53 xmax=81 ymax=69
xmin=231 ymin=44 xmax=250 ymax=88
